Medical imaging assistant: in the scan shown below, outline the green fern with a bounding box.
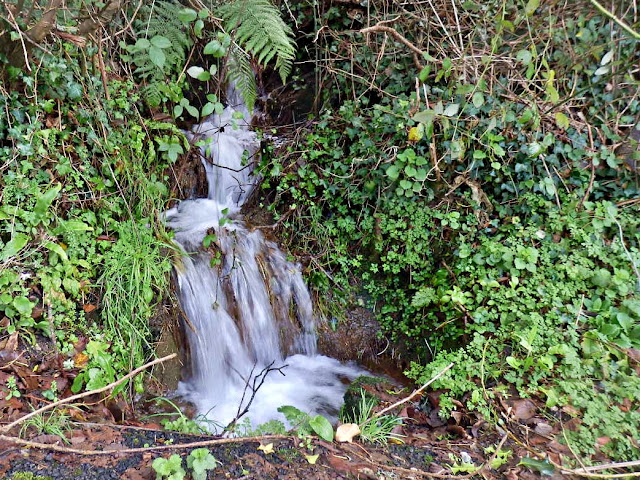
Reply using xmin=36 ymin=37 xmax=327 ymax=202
xmin=227 ymin=46 xmax=258 ymax=110
xmin=217 ymin=0 xmax=296 ymax=83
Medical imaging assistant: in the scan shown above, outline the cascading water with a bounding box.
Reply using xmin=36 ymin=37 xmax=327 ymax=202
xmin=166 ymin=88 xmax=366 ymax=431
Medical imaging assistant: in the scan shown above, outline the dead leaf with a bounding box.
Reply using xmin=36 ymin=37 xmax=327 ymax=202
xmin=83 ymin=304 xmax=97 ymax=313
xmin=510 ymin=399 xmax=537 ymax=421
xmin=257 ymin=443 xmax=274 ymax=454
xmin=534 ymin=422 xmax=553 ymax=436
xmin=336 ymin=423 xmax=360 ymax=443
xmin=3 ymin=332 xmax=18 ymax=352
xmin=74 ymin=352 xmax=89 ymax=368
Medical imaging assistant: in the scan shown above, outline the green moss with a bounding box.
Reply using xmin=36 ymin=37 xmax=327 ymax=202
xmin=5 ymin=473 xmax=53 ymax=480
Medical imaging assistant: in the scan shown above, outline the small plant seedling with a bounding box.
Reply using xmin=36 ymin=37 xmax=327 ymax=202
xmin=5 ymin=376 xmax=21 ymax=400
xmin=187 ymin=448 xmax=220 ymax=480
xmin=152 ymin=454 xmax=186 ymax=480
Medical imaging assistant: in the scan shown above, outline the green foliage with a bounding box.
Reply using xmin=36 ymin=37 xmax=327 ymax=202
xmin=152 ymin=450 xmax=219 ymax=480
xmin=258 ymin=0 xmax=640 ymax=464
xmin=277 ymin=405 xmax=333 ymax=440
xmin=121 ymin=1 xmax=193 ymax=107
xmin=0 ymin=36 xmax=174 ymax=395
xmin=99 ymin=221 xmax=172 ymax=383
xmin=227 ymin=45 xmax=258 ymax=111
xmin=340 ymin=390 xmax=403 ymax=445
xmin=217 ymin=0 xmax=296 ymax=83
xmin=187 ymin=448 xmax=220 ymax=480
xmin=5 ymin=473 xmax=53 ymax=480
xmin=152 ymin=454 xmax=186 ymax=480
xmin=19 ymin=408 xmax=70 ymax=443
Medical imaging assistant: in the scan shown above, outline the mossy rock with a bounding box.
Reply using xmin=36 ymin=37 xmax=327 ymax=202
xmin=340 ymin=375 xmax=394 ymax=422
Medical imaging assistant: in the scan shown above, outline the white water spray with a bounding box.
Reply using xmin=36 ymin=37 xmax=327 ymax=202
xmin=166 ymin=88 xmax=365 ymax=431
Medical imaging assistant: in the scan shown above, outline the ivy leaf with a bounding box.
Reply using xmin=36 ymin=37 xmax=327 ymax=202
xmin=148 ymin=46 xmax=166 ymax=68
xmin=386 ymin=165 xmax=400 ymax=181
xmin=413 ymin=109 xmax=435 ymax=124
xmin=177 ymin=8 xmax=197 ymax=22
xmin=67 ymin=82 xmax=83 ymax=100
xmin=186 ymin=66 xmax=211 ymax=81
xmin=204 ymin=40 xmax=227 ymax=57
xmin=309 ymin=415 xmax=334 ymax=442
xmin=443 ymin=103 xmax=460 ymax=117
xmin=472 ymin=91 xmax=485 ymax=108
xmin=150 ymin=35 xmax=172 ymax=49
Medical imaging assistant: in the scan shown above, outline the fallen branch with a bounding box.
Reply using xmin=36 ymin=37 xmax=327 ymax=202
xmin=0 ymin=433 xmax=290 ymax=455
xmin=0 ymin=353 xmax=177 ymax=433
xmin=373 ymin=362 xmax=454 ymax=418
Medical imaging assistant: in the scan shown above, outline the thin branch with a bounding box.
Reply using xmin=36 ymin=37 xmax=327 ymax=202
xmin=0 ymin=432 xmax=291 ymax=455
xmin=589 ymin=0 xmax=640 ymax=40
xmin=359 ymin=24 xmax=424 ymax=68
xmin=1 ymin=353 xmax=177 ymax=433
xmin=225 ymin=361 xmax=288 ymax=432
xmin=373 ymin=362 xmax=454 ymax=418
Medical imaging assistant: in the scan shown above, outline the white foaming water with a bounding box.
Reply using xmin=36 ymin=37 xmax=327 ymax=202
xmin=166 ymin=88 xmax=366 ymax=432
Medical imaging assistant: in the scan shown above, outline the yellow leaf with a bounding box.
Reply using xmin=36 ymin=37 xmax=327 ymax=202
xmin=304 ymin=454 xmax=319 ymax=464
xmin=257 ymin=443 xmax=274 ymax=454
xmin=554 ymin=112 xmax=569 ymax=130
xmin=408 ymin=126 xmax=423 ymax=142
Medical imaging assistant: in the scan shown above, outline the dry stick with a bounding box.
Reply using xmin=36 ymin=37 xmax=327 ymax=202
xmin=359 ymin=24 xmax=424 ymax=69
xmin=0 ymin=433 xmax=291 ymax=455
xmin=373 ymin=362 xmax=454 ymax=418
xmin=1 ymin=353 xmax=177 ymax=434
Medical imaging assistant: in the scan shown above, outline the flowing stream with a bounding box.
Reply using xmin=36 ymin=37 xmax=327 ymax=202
xmin=166 ymin=89 xmax=365 ymax=432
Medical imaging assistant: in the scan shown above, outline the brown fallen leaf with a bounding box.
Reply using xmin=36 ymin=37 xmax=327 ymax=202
xmin=510 ymin=398 xmax=537 ymax=421
xmin=335 ymin=423 xmax=360 ymax=443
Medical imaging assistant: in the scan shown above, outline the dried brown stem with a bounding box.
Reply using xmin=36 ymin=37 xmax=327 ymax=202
xmin=1 ymin=353 xmax=177 ymax=433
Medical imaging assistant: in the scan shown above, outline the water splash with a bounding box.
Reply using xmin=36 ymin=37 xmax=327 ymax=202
xmin=166 ymin=88 xmax=365 ymax=432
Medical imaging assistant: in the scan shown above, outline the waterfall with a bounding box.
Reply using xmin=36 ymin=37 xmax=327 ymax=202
xmin=166 ymin=88 xmax=365 ymax=432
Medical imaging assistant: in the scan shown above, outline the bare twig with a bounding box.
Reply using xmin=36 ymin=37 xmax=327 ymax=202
xmin=1 ymin=353 xmax=177 ymax=433
xmin=225 ymin=361 xmax=288 ymax=432
xmin=373 ymin=362 xmax=454 ymax=418
xmin=359 ymin=24 xmax=424 ymax=68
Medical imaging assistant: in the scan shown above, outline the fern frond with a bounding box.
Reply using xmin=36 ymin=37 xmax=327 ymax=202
xmin=217 ymin=0 xmax=296 ymax=83
xmin=227 ymin=46 xmax=257 ymax=111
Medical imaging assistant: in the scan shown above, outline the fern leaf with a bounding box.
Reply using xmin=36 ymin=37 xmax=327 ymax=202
xmin=227 ymin=46 xmax=257 ymax=111
xmin=217 ymin=0 xmax=295 ymax=83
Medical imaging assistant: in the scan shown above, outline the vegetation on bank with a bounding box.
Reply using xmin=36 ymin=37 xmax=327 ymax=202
xmin=0 ymin=0 xmax=639 ymax=474
xmin=258 ymin=0 xmax=640 ymax=464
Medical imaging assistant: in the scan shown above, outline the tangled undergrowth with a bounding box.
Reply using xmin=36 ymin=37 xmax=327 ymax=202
xmin=259 ymin=0 xmax=640 ymax=465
